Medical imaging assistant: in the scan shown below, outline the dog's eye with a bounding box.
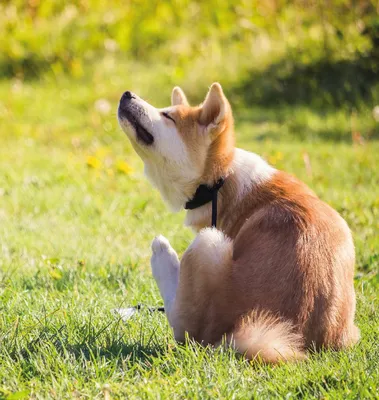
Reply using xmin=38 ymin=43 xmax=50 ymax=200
xmin=162 ymin=112 xmax=175 ymax=124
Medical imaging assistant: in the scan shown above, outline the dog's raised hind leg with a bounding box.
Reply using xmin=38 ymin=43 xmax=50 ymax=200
xmin=151 ymin=235 xmax=180 ymax=320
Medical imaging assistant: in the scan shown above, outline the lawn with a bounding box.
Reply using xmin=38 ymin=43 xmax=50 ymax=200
xmin=0 ymin=75 xmax=378 ymax=399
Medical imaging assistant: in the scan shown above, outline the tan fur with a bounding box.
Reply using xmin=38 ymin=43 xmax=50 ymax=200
xmin=118 ymin=83 xmax=359 ymax=363
xmin=173 ymin=170 xmax=358 ymax=353
xmin=225 ymin=310 xmax=306 ymax=362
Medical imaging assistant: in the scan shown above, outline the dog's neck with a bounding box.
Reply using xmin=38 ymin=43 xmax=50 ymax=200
xmin=184 ymin=148 xmax=276 ymax=235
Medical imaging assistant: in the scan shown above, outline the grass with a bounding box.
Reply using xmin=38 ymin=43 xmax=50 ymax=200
xmin=0 ymin=73 xmax=378 ymax=399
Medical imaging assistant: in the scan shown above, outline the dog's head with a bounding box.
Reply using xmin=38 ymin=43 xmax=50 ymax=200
xmin=118 ymin=83 xmax=235 ymax=210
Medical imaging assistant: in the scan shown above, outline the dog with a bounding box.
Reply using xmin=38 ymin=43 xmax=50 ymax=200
xmin=117 ymin=83 xmax=359 ymax=363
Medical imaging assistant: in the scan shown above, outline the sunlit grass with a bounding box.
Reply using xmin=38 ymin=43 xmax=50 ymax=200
xmin=0 ymin=76 xmax=378 ymax=398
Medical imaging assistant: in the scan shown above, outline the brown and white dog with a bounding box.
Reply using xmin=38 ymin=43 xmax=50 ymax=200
xmin=117 ymin=83 xmax=359 ymax=363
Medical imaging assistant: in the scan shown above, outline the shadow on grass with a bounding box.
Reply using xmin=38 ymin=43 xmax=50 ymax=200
xmin=292 ymin=374 xmax=344 ymax=399
xmin=229 ymin=55 xmax=379 ymax=144
xmin=66 ymin=340 xmax=166 ymax=368
xmin=235 ymin=57 xmax=379 ymax=109
xmin=12 ymin=321 xmax=167 ymax=371
xmin=233 ymin=105 xmax=379 ymax=144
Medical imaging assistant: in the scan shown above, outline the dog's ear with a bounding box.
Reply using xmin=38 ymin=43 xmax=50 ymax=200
xmin=171 ymin=86 xmax=189 ymax=106
xmin=198 ymin=83 xmax=231 ymax=134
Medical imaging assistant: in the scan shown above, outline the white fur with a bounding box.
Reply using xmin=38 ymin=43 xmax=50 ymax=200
xmin=187 ymin=228 xmax=233 ymax=271
xmin=144 ymin=157 xmax=199 ymax=212
xmin=118 ymin=96 xmax=205 ymax=211
xmin=185 ymin=148 xmax=276 ymax=228
xmin=231 ymin=148 xmax=276 ymax=192
xmin=119 ymin=97 xmax=186 ymax=164
xmin=151 ymin=235 xmax=180 ymax=316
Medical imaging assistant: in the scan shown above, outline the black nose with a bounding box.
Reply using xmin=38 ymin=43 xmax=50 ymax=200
xmin=121 ymin=91 xmax=134 ymax=102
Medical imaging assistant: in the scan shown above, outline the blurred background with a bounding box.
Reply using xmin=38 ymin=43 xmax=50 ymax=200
xmin=1 ymin=0 xmax=379 ymax=109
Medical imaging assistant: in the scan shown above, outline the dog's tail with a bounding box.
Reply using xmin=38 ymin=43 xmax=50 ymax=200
xmin=225 ymin=310 xmax=306 ymax=363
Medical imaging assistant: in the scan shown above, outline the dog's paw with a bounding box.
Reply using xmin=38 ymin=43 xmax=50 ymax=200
xmin=151 ymin=235 xmax=171 ymax=254
xmin=151 ymin=236 xmax=179 ymax=280
xmin=150 ymin=236 xmax=180 ymax=306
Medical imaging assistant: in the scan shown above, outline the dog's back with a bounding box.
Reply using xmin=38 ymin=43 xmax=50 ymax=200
xmin=231 ymin=170 xmax=358 ymax=349
xmin=173 ymin=166 xmax=359 ymax=361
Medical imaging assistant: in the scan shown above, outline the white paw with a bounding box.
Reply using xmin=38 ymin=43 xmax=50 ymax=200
xmin=151 ymin=235 xmax=172 ymax=254
xmin=151 ymin=236 xmax=178 ymax=277
xmin=150 ymin=235 xmax=180 ymax=308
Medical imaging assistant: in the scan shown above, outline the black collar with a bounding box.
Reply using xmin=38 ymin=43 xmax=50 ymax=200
xmin=184 ymin=178 xmax=225 ymax=227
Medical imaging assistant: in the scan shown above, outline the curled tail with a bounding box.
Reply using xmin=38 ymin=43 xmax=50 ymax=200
xmin=226 ymin=310 xmax=306 ymax=363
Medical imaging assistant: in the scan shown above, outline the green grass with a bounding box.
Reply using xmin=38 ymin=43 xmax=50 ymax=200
xmin=0 ymin=75 xmax=378 ymax=399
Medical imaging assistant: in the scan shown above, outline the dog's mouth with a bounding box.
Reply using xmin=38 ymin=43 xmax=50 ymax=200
xmin=118 ymin=108 xmax=154 ymax=146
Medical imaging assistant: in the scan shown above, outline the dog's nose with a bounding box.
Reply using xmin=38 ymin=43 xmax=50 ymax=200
xmin=121 ymin=91 xmax=135 ymax=102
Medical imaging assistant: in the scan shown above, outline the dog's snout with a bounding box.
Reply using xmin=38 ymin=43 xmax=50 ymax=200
xmin=121 ymin=91 xmax=135 ymax=102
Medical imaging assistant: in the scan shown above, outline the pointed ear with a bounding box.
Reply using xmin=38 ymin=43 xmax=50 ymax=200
xmin=199 ymin=83 xmax=231 ymax=133
xmin=171 ymin=86 xmax=189 ymax=106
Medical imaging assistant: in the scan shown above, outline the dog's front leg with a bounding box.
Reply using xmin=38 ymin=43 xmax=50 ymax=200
xmin=151 ymin=235 xmax=180 ymax=321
